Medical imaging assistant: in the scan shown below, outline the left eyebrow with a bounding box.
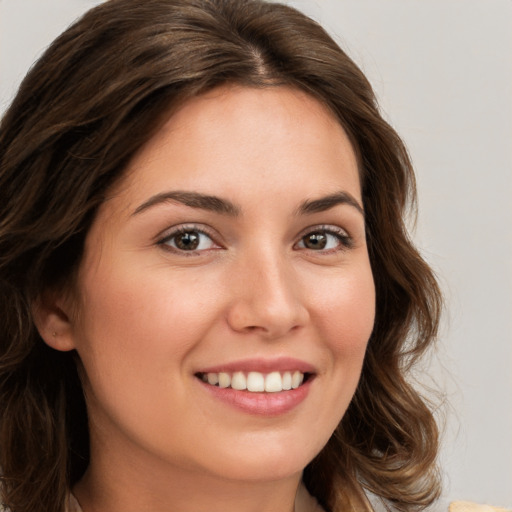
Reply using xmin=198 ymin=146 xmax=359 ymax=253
xmin=297 ymin=191 xmax=364 ymax=216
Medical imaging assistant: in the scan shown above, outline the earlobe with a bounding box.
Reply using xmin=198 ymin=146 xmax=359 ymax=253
xmin=32 ymin=294 xmax=77 ymax=352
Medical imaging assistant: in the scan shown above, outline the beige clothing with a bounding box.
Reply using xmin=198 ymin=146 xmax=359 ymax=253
xmin=295 ymin=483 xmax=325 ymax=512
xmin=449 ymin=502 xmax=511 ymax=512
xmin=67 ymin=483 xmax=325 ymax=512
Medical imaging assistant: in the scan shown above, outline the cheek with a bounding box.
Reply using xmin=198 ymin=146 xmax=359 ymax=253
xmin=312 ymin=262 xmax=376 ymax=356
xmin=76 ymin=265 xmax=215 ymax=353
xmin=296 ymin=263 xmax=375 ymax=453
xmin=72 ymin=263 xmax=231 ymax=417
xmin=310 ymin=263 xmax=374 ymax=417
xmin=71 ymin=268 xmax=211 ymax=442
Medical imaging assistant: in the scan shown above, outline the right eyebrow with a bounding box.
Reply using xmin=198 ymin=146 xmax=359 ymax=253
xmin=297 ymin=191 xmax=364 ymax=217
xmin=132 ymin=191 xmax=241 ymax=217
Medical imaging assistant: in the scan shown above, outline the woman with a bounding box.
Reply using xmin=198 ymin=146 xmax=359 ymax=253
xmin=0 ymin=1 xmax=442 ymax=511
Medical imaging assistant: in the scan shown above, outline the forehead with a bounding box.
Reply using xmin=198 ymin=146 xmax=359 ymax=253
xmin=103 ymin=85 xmax=361 ymax=219
xmin=129 ymin=86 xmax=356 ymax=179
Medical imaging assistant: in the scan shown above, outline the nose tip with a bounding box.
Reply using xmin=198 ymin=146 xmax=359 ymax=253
xmin=227 ymin=303 xmax=306 ymax=339
xmin=226 ymin=261 xmax=309 ymax=339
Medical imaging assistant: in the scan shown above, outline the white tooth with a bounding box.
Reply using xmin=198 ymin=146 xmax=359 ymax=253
xmin=218 ymin=372 xmax=231 ymax=388
xmin=247 ymin=372 xmax=265 ymax=392
xmin=201 ymin=373 xmax=208 ymax=382
xmin=231 ymin=371 xmax=247 ymax=390
xmin=265 ymin=371 xmax=283 ymax=393
xmin=207 ymin=373 xmax=219 ymax=386
xmin=291 ymin=371 xmax=304 ymax=389
xmin=282 ymin=371 xmax=292 ymax=390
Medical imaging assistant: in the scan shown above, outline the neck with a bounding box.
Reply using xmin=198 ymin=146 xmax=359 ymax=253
xmin=74 ymin=470 xmax=301 ymax=512
xmin=73 ymin=434 xmax=302 ymax=512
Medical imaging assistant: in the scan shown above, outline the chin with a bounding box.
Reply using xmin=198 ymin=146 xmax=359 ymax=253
xmin=192 ymin=434 xmax=323 ymax=483
xmin=207 ymin=457 xmax=307 ymax=483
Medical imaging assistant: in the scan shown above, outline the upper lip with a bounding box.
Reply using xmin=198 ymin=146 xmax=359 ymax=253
xmin=196 ymin=357 xmax=316 ymax=375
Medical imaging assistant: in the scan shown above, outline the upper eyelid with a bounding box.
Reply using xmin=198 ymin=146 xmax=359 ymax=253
xmin=156 ymin=223 xmax=217 ymax=243
xmin=297 ymin=224 xmax=351 ymax=238
xmin=295 ymin=224 xmax=354 ymax=251
xmin=157 ymin=225 xmax=223 ymax=255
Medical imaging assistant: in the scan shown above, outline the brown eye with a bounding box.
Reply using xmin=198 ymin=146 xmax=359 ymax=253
xmin=296 ymin=228 xmax=352 ymax=252
xmin=161 ymin=228 xmax=217 ymax=252
xmin=174 ymin=231 xmax=200 ymax=250
xmin=302 ymin=232 xmax=327 ymax=250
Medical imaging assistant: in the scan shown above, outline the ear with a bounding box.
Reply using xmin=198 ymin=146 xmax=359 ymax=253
xmin=32 ymin=291 xmax=77 ymax=352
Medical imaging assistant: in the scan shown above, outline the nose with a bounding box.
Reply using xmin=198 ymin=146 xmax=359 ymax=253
xmin=226 ymin=249 xmax=309 ymax=339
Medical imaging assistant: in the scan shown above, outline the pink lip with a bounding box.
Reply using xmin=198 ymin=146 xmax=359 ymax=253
xmin=198 ymin=378 xmax=313 ymax=416
xmin=196 ymin=357 xmax=316 ymax=374
xmin=195 ymin=357 xmax=316 ymax=416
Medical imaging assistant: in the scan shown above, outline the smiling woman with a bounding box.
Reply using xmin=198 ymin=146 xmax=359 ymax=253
xmin=0 ymin=1 xmax=441 ymax=512
xmin=59 ymin=86 xmax=375 ymax=497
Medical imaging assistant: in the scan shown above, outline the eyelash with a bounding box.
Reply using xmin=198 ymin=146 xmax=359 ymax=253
xmin=158 ymin=225 xmax=220 ymax=255
xmin=295 ymin=225 xmax=353 ymax=253
xmin=157 ymin=224 xmax=353 ymax=255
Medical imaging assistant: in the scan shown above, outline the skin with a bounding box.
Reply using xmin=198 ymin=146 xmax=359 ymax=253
xmin=40 ymin=85 xmax=375 ymax=512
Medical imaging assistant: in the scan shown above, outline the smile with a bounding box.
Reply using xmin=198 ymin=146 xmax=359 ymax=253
xmin=197 ymin=371 xmax=307 ymax=393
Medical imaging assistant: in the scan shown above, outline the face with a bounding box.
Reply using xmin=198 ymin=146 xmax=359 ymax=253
xmin=63 ymin=86 xmax=375 ymax=484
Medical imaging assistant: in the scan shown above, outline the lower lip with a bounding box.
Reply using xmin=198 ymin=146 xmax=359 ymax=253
xmin=198 ymin=378 xmax=313 ymax=416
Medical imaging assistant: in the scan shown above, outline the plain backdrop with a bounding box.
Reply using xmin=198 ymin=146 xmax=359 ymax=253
xmin=1 ymin=0 xmax=511 ymax=509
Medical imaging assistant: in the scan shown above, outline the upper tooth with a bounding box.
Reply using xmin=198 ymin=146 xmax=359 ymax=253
xmin=218 ymin=372 xmax=231 ymax=388
xmin=204 ymin=371 xmax=305 ymax=392
xmin=231 ymin=371 xmax=247 ymax=390
xmin=247 ymin=372 xmax=265 ymax=392
xmin=291 ymin=371 xmax=303 ymax=389
xmin=282 ymin=371 xmax=292 ymax=390
xmin=207 ymin=373 xmax=219 ymax=385
xmin=265 ymin=371 xmax=283 ymax=392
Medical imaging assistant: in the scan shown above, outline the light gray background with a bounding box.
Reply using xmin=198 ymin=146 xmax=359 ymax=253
xmin=1 ymin=0 xmax=511 ymax=509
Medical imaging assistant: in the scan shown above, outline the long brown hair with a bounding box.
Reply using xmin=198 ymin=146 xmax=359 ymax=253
xmin=0 ymin=1 xmax=442 ymax=511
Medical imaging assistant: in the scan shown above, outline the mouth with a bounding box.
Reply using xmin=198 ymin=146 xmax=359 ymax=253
xmin=195 ymin=370 xmax=313 ymax=393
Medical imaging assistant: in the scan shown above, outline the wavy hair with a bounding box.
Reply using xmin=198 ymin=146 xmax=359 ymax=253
xmin=0 ymin=1 xmax=442 ymax=511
